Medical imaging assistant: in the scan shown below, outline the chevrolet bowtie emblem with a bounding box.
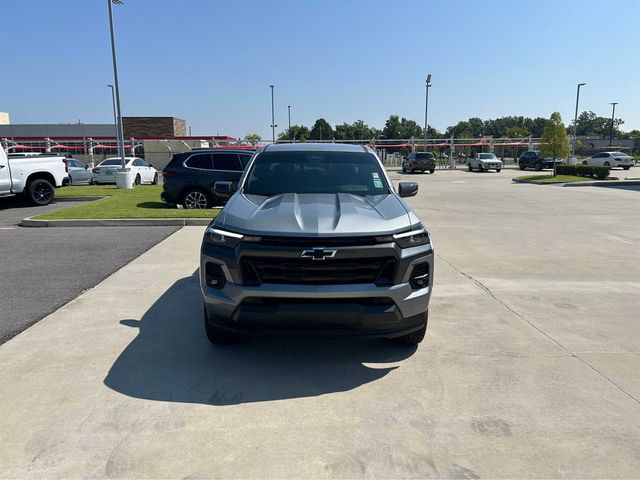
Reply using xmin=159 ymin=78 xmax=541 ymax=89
xmin=300 ymin=248 xmax=337 ymax=261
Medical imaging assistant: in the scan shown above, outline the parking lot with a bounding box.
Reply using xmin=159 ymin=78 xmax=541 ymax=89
xmin=1 ymin=168 xmax=639 ymax=478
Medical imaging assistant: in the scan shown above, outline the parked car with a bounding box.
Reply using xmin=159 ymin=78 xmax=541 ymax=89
xmin=200 ymin=143 xmax=433 ymax=345
xmin=161 ymin=148 xmax=254 ymax=209
xmin=65 ymin=158 xmax=93 ymax=185
xmin=402 ymin=152 xmax=436 ymax=174
xmin=468 ymin=153 xmax=503 ymax=172
xmin=0 ymin=147 xmax=69 ymax=205
xmin=582 ymin=151 xmax=634 ymax=170
xmin=92 ymin=157 xmax=159 ymax=185
xmin=518 ymin=150 xmax=563 ymax=171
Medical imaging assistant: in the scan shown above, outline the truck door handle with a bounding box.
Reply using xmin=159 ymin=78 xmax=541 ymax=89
xmin=0 ymin=165 xmax=5 ymax=169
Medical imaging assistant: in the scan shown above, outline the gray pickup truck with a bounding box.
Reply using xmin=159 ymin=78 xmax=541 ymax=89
xmin=200 ymin=143 xmax=434 ymax=345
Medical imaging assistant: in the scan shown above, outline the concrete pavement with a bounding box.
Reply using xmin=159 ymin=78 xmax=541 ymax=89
xmin=1 ymin=169 xmax=640 ymax=478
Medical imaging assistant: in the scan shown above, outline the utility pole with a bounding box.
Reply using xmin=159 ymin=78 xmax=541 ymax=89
xmin=609 ymin=102 xmax=618 ymax=147
xmin=571 ymin=83 xmax=586 ymax=161
xmin=269 ymin=85 xmax=276 ymax=143
xmin=424 ymin=74 xmax=432 ymax=152
xmin=288 ymin=105 xmax=291 ymax=141
xmin=107 ymin=0 xmax=126 ymax=172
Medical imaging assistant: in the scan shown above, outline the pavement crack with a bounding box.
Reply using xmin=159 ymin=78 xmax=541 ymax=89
xmin=436 ymin=253 xmax=640 ymax=407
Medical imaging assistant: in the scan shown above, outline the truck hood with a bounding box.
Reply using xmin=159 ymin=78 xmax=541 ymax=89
xmin=216 ymin=192 xmax=413 ymax=237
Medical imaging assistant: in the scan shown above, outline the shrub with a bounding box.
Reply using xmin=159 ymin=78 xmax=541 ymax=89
xmin=556 ymin=164 xmax=609 ymax=180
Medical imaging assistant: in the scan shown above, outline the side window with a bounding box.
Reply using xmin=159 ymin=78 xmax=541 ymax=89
xmin=185 ymin=154 xmax=213 ymax=170
xmin=594 ymin=153 xmax=606 ymax=158
xmin=213 ymin=153 xmax=242 ymax=171
xmin=139 ymin=159 xmax=148 ymax=167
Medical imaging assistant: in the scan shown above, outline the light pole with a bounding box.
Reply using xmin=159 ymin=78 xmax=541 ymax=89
xmin=269 ymin=85 xmax=276 ymax=143
xmin=287 ymin=105 xmax=291 ymax=141
xmin=571 ymin=82 xmax=586 ymax=161
xmin=609 ymin=102 xmax=618 ymax=147
xmin=107 ymin=0 xmax=126 ymax=173
xmin=424 ymin=74 xmax=432 ymax=151
xmin=106 ymin=85 xmax=118 ymax=148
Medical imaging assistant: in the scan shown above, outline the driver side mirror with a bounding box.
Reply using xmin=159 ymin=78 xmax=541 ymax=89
xmin=214 ymin=181 xmax=237 ymax=196
xmin=398 ymin=182 xmax=419 ymax=198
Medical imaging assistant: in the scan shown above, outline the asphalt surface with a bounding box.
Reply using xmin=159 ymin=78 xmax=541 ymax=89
xmin=0 ymin=196 xmax=180 ymax=343
xmin=1 ymin=167 xmax=640 ymax=477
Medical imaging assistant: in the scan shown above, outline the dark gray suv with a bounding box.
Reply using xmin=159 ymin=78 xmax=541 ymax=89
xmin=161 ymin=148 xmax=254 ymax=209
xmin=200 ymin=143 xmax=434 ymax=345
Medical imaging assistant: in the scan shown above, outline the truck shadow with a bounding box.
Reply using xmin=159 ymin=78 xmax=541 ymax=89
xmin=104 ymin=272 xmax=416 ymax=405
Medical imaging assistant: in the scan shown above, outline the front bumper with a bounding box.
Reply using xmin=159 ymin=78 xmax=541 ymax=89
xmin=481 ymin=162 xmax=503 ymax=169
xmin=201 ymin=241 xmax=433 ymax=337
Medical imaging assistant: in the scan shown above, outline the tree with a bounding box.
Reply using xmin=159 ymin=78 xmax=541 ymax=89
xmin=309 ymin=118 xmax=334 ymax=141
xmin=244 ymin=133 xmax=261 ymax=145
xmin=381 ymin=115 xmax=402 ymax=139
xmin=277 ymin=125 xmax=310 ymax=142
xmin=505 ymin=126 xmax=529 ymax=137
xmin=540 ymin=112 xmax=570 ymax=176
xmin=573 ymin=110 xmax=624 ymax=137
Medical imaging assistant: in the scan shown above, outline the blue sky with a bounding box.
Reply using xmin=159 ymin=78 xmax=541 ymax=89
xmin=2 ymin=0 xmax=638 ymax=138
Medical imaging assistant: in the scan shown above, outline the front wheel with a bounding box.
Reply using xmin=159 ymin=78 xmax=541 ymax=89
xmin=429 ymin=169 xmax=435 ymax=174
xmin=535 ymin=162 xmax=542 ymax=171
xmin=27 ymin=178 xmax=55 ymax=206
xmin=519 ymin=162 xmax=525 ymax=170
xmin=478 ymin=164 xmax=484 ymax=172
xmin=152 ymin=173 xmax=159 ymax=185
xmin=496 ymin=169 xmax=501 ymax=172
xmin=623 ymin=166 xmax=631 ymax=170
xmin=394 ymin=311 xmax=428 ymax=345
xmin=467 ymin=163 xmax=473 ymax=171
xmin=582 ymin=161 xmax=588 ymax=165
xmin=182 ymin=189 xmax=211 ymax=209
xmin=603 ymin=161 xmax=610 ymax=167
xmin=134 ymin=174 xmax=141 ymax=185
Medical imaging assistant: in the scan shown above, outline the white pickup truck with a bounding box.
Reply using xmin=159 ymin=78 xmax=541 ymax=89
xmin=0 ymin=148 xmax=69 ymax=205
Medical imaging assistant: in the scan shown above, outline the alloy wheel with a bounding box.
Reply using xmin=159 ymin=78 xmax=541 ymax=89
xmin=184 ymin=191 xmax=208 ymax=209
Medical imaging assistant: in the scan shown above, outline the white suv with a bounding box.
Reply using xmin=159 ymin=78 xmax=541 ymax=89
xmin=468 ymin=153 xmax=503 ymax=172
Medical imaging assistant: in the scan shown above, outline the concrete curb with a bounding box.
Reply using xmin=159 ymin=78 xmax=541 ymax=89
xmin=562 ymin=180 xmax=640 ymax=187
xmin=20 ymin=217 xmax=211 ymax=227
xmin=53 ymin=196 xmax=105 ymax=203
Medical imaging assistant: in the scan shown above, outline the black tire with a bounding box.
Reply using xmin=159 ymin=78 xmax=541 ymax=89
xmin=603 ymin=161 xmax=610 ymax=167
xmin=27 ymin=178 xmax=55 ymax=206
xmin=152 ymin=173 xmax=159 ymax=185
xmin=395 ymin=311 xmax=428 ymax=345
xmin=467 ymin=163 xmax=473 ymax=171
xmin=496 ymin=169 xmax=501 ymax=172
xmin=182 ymin=188 xmax=211 ymax=209
xmin=429 ymin=169 xmax=435 ymax=174
xmin=535 ymin=162 xmax=542 ymax=171
xmin=582 ymin=161 xmax=588 ymax=165
xmin=519 ymin=162 xmax=525 ymax=170
xmin=623 ymin=166 xmax=631 ymax=170
xmin=478 ymin=164 xmax=484 ymax=172
xmin=134 ymin=174 xmax=141 ymax=185
xmin=204 ymin=305 xmax=238 ymax=344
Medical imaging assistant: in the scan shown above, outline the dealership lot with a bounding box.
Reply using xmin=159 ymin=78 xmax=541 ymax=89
xmin=0 ymin=169 xmax=639 ymax=478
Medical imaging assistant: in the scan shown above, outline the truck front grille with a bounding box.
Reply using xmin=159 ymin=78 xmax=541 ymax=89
xmin=240 ymin=256 xmax=395 ymax=286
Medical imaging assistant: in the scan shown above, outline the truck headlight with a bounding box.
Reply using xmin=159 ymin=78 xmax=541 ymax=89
xmin=393 ymin=226 xmax=431 ymax=248
xmin=204 ymin=227 xmax=244 ymax=248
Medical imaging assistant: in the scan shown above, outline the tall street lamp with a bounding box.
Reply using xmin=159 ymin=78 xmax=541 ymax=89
xmin=571 ymin=82 xmax=586 ymax=161
xmin=269 ymin=85 xmax=277 ymax=144
xmin=609 ymin=102 xmax=618 ymax=147
xmin=106 ymin=85 xmax=118 ymax=146
xmin=287 ymin=105 xmax=291 ymax=141
xmin=424 ymin=74 xmax=432 ymax=151
xmin=107 ymin=0 xmax=126 ymax=173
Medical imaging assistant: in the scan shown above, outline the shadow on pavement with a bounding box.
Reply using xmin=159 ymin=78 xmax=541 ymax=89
xmin=104 ymin=272 xmax=416 ymax=405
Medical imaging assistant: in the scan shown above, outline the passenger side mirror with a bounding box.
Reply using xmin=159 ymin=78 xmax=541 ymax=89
xmin=214 ymin=181 xmax=237 ymax=196
xmin=398 ymin=182 xmax=419 ymax=198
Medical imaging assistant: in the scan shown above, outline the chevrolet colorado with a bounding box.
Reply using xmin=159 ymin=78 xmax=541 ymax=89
xmin=200 ymin=143 xmax=433 ymax=345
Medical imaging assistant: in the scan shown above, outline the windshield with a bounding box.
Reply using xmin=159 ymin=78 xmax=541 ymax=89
xmin=244 ymin=151 xmax=390 ymax=196
xmin=415 ymin=153 xmax=435 ymax=159
xmin=479 ymin=153 xmax=497 ymax=159
xmin=100 ymin=159 xmax=126 ymax=166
